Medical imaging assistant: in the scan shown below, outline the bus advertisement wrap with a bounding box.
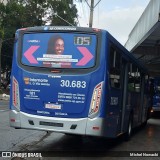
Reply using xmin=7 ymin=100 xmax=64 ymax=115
xmin=22 ymin=33 xmax=96 ymax=68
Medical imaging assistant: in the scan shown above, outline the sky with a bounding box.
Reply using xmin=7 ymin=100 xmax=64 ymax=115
xmin=74 ymin=0 xmax=150 ymax=45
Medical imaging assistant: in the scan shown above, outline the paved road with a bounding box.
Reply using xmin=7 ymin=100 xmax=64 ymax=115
xmin=0 ymin=100 xmax=46 ymax=152
xmin=0 ymin=100 xmax=9 ymax=112
xmin=0 ymin=100 xmax=160 ymax=160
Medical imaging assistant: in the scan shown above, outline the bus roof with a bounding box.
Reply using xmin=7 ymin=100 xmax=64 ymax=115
xmin=17 ymin=26 xmax=102 ymax=33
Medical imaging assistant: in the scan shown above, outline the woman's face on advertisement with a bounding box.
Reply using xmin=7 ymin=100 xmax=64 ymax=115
xmin=54 ymin=38 xmax=64 ymax=55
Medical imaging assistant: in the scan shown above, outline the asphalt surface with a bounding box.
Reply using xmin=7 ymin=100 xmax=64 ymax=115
xmin=0 ymin=100 xmax=160 ymax=160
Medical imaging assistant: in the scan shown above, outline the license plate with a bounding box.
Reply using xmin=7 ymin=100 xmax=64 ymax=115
xmin=45 ymin=103 xmax=61 ymax=110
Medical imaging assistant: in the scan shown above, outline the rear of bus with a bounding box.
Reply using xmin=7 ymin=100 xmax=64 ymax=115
xmin=9 ymin=26 xmax=108 ymax=137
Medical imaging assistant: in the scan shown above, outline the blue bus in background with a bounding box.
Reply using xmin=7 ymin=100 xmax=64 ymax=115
xmin=10 ymin=26 xmax=150 ymax=140
xmin=152 ymin=77 xmax=160 ymax=113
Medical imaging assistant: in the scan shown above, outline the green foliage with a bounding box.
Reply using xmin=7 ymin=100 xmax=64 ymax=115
xmin=0 ymin=28 xmax=4 ymax=39
xmin=48 ymin=0 xmax=78 ymax=26
xmin=0 ymin=0 xmax=78 ymax=70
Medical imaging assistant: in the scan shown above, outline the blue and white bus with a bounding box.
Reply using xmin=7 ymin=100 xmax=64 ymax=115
xmin=10 ymin=26 xmax=150 ymax=140
xmin=152 ymin=77 xmax=160 ymax=113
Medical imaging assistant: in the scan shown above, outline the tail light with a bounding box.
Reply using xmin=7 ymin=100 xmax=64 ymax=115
xmin=12 ymin=76 xmax=20 ymax=111
xmin=89 ymin=82 xmax=103 ymax=118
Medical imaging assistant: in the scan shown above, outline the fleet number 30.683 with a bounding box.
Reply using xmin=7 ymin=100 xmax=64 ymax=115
xmin=60 ymin=80 xmax=86 ymax=88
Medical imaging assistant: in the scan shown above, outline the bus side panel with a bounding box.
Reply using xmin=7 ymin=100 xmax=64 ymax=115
xmin=106 ymin=88 xmax=121 ymax=137
xmin=153 ymin=96 xmax=160 ymax=111
xmin=153 ymin=78 xmax=160 ymax=112
xmin=85 ymin=31 xmax=119 ymax=138
xmin=10 ymin=34 xmax=22 ymax=111
xmin=86 ymin=32 xmax=119 ymax=138
xmin=101 ymin=34 xmax=124 ymax=138
xmin=129 ymin=92 xmax=141 ymax=126
xmin=142 ymin=94 xmax=150 ymax=122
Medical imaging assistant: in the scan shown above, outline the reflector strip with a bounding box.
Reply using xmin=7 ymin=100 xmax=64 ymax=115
xmin=89 ymin=82 xmax=103 ymax=117
xmin=12 ymin=76 xmax=20 ymax=110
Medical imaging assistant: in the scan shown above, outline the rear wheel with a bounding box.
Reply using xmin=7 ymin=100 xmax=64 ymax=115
xmin=124 ymin=115 xmax=133 ymax=141
xmin=143 ymin=108 xmax=151 ymax=127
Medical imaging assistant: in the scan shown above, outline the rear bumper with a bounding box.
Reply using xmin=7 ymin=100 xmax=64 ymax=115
xmin=9 ymin=110 xmax=106 ymax=137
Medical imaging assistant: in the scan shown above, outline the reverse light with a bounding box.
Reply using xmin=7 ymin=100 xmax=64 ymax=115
xmin=12 ymin=76 xmax=20 ymax=111
xmin=10 ymin=118 xmax=16 ymax=122
xmin=89 ymin=82 xmax=103 ymax=118
xmin=92 ymin=126 xmax=100 ymax=130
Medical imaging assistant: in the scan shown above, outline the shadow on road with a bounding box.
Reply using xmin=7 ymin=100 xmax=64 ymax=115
xmin=151 ymin=112 xmax=160 ymax=119
xmin=30 ymin=126 xmax=149 ymax=157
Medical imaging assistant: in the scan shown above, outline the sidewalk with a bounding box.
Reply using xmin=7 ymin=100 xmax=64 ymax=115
xmin=0 ymin=89 xmax=10 ymax=101
xmin=0 ymin=93 xmax=10 ymax=100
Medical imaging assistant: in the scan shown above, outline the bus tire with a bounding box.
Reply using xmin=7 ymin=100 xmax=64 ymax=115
xmin=143 ymin=108 xmax=151 ymax=127
xmin=147 ymin=107 xmax=152 ymax=120
xmin=124 ymin=115 xmax=133 ymax=141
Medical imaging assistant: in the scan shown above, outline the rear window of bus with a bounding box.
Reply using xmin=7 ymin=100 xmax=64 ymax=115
xmin=21 ymin=33 xmax=97 ymax=69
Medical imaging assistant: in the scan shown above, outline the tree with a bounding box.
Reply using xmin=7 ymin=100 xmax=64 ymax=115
xmin=48 ymin=0 xmax=78 ymax=26
xmin=0 ymin=0 xmax=78 ymax=70
xmin=16 ymin=0 xmax=78 ymax=26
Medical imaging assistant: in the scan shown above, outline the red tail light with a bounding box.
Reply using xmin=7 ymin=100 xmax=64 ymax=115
xmin=12 ymin=76 xmax=20 ymax=111
xmin=89 ymin=82 xmax=103 ymax=118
